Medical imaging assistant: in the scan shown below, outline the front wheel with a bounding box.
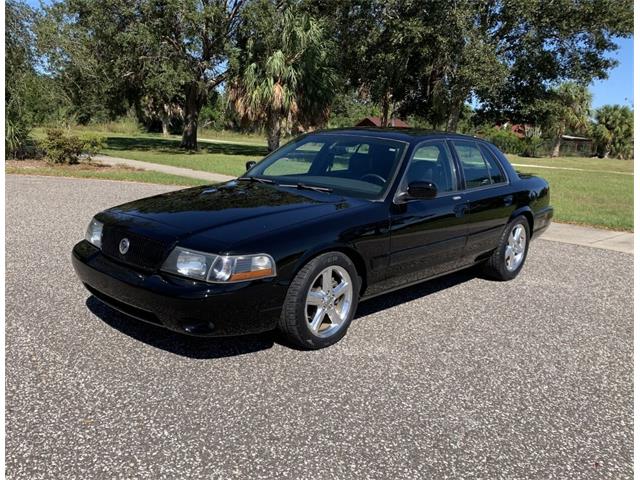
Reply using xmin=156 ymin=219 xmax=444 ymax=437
xmin=483 ymin=215 xmax=530 ymax=281
xmin=278 ymin=252 xmax=360 ymax=349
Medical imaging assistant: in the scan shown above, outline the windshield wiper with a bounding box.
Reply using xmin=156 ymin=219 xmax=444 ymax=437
xmin=240 ymin=177 xmax=332 ymax=193
xmin=237 ymin=176 xmax=275 ymax=184
xmin=279 ymin=182 xmax=334 ymax=193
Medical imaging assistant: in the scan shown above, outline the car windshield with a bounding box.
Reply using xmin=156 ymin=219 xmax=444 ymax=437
xmin=247 ymin=134 xmax=407 ymax=199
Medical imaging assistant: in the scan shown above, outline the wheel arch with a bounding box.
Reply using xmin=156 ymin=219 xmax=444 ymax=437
xmin=510 ymin=207 xmax=534 ymax=234
xmin=292 ymin=244 xmax=368 ymax=296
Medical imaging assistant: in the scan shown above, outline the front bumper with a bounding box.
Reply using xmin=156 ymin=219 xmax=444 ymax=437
xmin=72 ymin=241 xmax=286 ymax=337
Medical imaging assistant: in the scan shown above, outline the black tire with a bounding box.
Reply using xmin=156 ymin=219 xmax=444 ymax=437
xmin=482 ymin=215 xmax=531 ymax=281
xmin=278 ymin=252 xmax=360 ymax=349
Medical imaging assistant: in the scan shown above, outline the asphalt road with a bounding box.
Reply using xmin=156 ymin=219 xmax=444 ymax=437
xmin=6 ymin=175 xmax=633 ymax=479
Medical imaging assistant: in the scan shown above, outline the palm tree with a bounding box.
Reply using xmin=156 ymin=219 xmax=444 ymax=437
xmin=543 ymin=83 xmax=592 ymax=157
xmin=591 ymin=105 xmax=633 ymax=159
xmin=229 ymin=8 xmax=336 ymax=151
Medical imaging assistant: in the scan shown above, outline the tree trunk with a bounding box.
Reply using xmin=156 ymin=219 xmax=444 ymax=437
xmin=266 ymin=113 xmax=281 ymax=152
xmin=380 ymin=90 xmax=392 ymax=127
xmin=181 ymin=83 xmax=203 ymax=150
xmin=446 ymin=99 xmax=463 ymax=132
xmin=161 ymin=103 xmax=170 ymax=137
xmin=551 ymin=136 xmax=562 ymax=157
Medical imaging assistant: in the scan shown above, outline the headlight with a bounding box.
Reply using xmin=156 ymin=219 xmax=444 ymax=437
xmin=161 ymin=247 xmax=276 ymax=283
xmin=85 ymin=218 xmax=103 ymax=248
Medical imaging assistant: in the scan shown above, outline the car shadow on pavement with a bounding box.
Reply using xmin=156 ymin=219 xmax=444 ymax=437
xmin=354 ymin=267 xmax=478 ymax=319
xmin=86 ymin=296 xmax=275 ymax=359
xmin=86 ymin=267 xmax=479 ymax=357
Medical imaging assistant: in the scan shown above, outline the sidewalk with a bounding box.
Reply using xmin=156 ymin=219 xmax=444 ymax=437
xmin=540 ymin=222 xmax=633 ymax=254
xmin=93 ymin=154 xmax=633 ymax=254
xmin=511 ymin=163 xmax=633 ymax=176
xmin=93 ymin=154 xmax=235 ymax=183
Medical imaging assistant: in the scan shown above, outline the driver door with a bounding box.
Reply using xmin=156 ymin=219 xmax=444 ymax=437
xmin=384 ymin=140 xmax=468 ymax=288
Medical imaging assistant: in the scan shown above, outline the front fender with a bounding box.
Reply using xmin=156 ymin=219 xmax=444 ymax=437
xmin=290 ymin=242 xmax=369 ymax=287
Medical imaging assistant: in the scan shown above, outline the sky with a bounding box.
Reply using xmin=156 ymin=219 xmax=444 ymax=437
xmin=590 ymin=37 xmax=634 ymax=108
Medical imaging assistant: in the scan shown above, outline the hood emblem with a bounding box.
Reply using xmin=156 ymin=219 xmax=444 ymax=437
xmin=119 ymin=238 xmax=130 ymax=255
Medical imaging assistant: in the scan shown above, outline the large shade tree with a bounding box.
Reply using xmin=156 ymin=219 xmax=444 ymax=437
xmin=310 ymin=0 xmax=427 ymax=127
xmin=312 ymin=0 xmax=633 ymax=131
xmin=478 ymin=0 xmax=633 ymax=127
xmin=39 ymin=0 xmax=246 ymax=150
xmin=146 ymin=0 xmax=246 ymax=149
xmin=229 ymin=2 xmax=336 ymax=151
xmin=38 ymin=0 xmax=140 ymax=124
xmin=395 ymin=1 xmax=507 ymax=131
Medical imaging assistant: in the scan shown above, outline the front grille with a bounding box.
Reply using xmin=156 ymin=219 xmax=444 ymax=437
xmin=101 ymin=225 xmax=170 ymax=270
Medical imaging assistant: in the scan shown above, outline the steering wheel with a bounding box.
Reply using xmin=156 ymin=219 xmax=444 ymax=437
xmin=359 ymin=173 xmax=386 ymax=186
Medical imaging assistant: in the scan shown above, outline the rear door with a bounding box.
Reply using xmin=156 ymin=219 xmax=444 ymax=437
xmin=449 ymin=140 xmax=515 ymax=262
xmin=384 ymin=140 xmax=468 ymax=288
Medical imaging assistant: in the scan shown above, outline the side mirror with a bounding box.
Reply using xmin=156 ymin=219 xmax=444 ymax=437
xmin=407 ymin=181 xmax=437 ymax=199
xmin=245 ymin=160 xmax=257 ymax=171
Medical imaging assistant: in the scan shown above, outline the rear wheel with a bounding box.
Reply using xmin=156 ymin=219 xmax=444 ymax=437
xmin=278 ymin=252 xmax=360 ymax=349
xmin=483 ymin=215 xmax=530 ymax=281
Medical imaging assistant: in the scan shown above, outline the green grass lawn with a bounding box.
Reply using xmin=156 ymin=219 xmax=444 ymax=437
xmin=516 ymin=166 xmax=633 ymax=231
xmin=99 ymin=133 xmax=267 ymax=177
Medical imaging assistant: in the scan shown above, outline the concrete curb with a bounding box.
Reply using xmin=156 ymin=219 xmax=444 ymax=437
xmin=540 ymin=223 xmax=633 ymax=254
xmin=511 ymin=163 xmax=633 ymax=176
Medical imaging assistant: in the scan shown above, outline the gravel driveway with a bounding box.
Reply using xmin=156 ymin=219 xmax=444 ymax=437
xmin=6 ymin=175 xmax=633 ymax=479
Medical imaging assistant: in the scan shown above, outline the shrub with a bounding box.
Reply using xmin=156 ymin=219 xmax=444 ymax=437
xmin=5 ymin=117 xmax=31 ymax=159
xmin=41 ymin=129 xmax=87 ymax=164
xmin=80 ymin=133 xmax=107 ymax=156
xmin=483 ymin=129 xmax=523 ymax=155
xmin=520 ymin=135 xmax=544 ymax=157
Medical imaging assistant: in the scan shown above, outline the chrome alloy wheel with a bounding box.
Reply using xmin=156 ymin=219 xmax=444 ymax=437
xmin=305 ymin=265 xmax=354 ymax=338
xmin=505 ymin=224 xmax=527 ymax=272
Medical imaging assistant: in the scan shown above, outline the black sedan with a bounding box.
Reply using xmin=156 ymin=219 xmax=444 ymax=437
xmin=72 ymin=129 xmax=553 ymax=349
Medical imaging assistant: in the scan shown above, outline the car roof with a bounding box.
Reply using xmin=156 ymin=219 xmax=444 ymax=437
xmin=313 ymin=127 xmax=482 ymax=144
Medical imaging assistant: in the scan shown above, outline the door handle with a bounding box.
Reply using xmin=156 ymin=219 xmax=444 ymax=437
xmin=503 ymin=195 xmax=513 ymax=206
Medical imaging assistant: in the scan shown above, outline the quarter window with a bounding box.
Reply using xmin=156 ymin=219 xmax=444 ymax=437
xmin=453 ymin=141 xmax=505 ymax=188
xmin=480 ymin=145 xmax=507 ymax=184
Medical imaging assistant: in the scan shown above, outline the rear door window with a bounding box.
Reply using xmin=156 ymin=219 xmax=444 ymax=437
xmin=452 ymin=141 xmax=504 ymax=189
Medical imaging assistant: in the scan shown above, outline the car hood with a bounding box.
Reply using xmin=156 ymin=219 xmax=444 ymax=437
xmin=99 ymin=180 xmax=367 ymax=248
